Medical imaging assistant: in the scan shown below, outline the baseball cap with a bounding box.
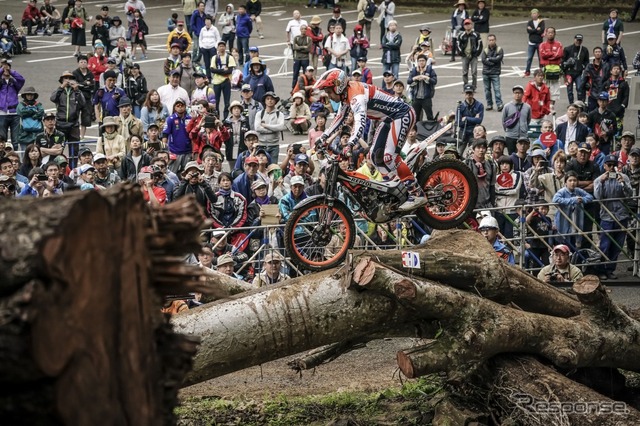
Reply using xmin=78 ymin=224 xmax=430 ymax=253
xmin=264 ymin=251 xmax=284 ymax=263
xmin=249 ymin=46 xmax=259 ymax=52
xmin=463 ymin=18 xmax=472 ymax=24
xmin=93 ymin=153 xmax=107 ymax=162
xmin=530 ymin=149 xmax=547 ymax=159
xmin=598 ymin=92 xmax=610 ymax=100
xmin=79 ymin=164 xmax=95 ymax=174
xmin=107 ymin=57 xmax=117 ymax=64
xmin=43 ymin=112 xmax=56 ymax=120
xmin=53 ymin=155 xmax=68 ymax=166
xmin=382 ymin=71 xmax=393 ymax=77
xmin=357 ymin=56 xmax=367 ymax=62
xmin=463 ymin=84 xmax=474 ymax=93
xmin=295 ymin=153 xmax=309 ymax=164
xmin=170 ymin=42 xmax=181 ymax=49
xmin=251 ymin=179 xmax=268 ymax=190
xmin=575 ymin=34 xmax=584 ymax=40
xmin=516 ymin=137 xmax=530 ymax=145
xmin=577 ymin=142 xmax=591 ymax=152
xmin=290 ymin=175 xmax=305 ymax=186
xmin=512 ymin=85 xmax=524 ymax=92
xmin=352 ymin=69 xmax=362 ymax=76
xmin=216 ymin=254 xmax=236 ymax=267
xmin=306 ymin=65 xmax=315 ymax=72
xmin=604 ymin=154 xmax=618 ymax=164
xmin=630 ymin=147 xmax=640 ymax=156
xmin=621 ymin=131 xmax=635 ymax=141
xmin=177 ymin=20 xmax=185 ymax=25
xmin=173 ymin=97 xmax=186 ymax=105
xmin=472 ymin=138 xmax=488 ymax=148
xmin=244 ymin=130 xmax=259 ymax=139
xmin=607 ymin=33 xmax=616 ymax=40
xmin=552 ymin=244 xmax=570 ymax=254
xmin=241 ymin=83 xmax=252 ymax=92
xmin=244 ymin=156 xmax=259 ymax=165
xmin=489 ymin=135 xmax=506 ymax=146
xmin=78 ymin=147 xmax=93 ymax=156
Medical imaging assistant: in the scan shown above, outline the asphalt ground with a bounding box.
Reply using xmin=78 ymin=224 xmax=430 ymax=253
xmin=4 ymin=1 xmax=638 ymax=298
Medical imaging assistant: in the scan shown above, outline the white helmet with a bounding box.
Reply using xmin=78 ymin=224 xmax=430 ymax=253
xmin=478 ymin=216 xmax=499 ymax=230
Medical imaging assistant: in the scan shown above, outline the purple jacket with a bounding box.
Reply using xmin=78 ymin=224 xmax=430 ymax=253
xmin=0 ymin=70 xmax=26 ymax=114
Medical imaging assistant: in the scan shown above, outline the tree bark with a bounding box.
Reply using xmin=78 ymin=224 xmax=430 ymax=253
xmin=352 ymin=229 xmax=580 ymax=318
xmin=0 ymin=186 xmax=204 ymax=425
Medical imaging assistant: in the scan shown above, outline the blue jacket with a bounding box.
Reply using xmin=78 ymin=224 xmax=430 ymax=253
xmin=556 ymin=121 xmax=589 ymax=144
xmin=493 ymin=238 xmax=515 ymax=265
xmin=235 ymin=12 xmax=253 ymax=38
xmin=0 ymin=70 xmax=26 ymax=114
xmin=162 ymin=112 xmax=192 ymax=155
xmin=456 ymin=99 xmax=484 ymax=139
xmin=407 ymin=65 xmax=437 ymax=100
xmin=190 ymin=10 xmax=207 ymax=37
xmin=279 ymin=190 xmax=308 ymax=223
xmin=93 ymin=86 xmax=126 ymax=118
xmin=248 ymin=72 xmax=274 ymax=104
xmin=552 ymin=187 xmax=594 ymax=237
xmin=232 ymin=172 xmax=259 ymax=204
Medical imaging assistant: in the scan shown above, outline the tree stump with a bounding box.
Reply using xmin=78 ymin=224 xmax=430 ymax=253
xmin=0 ymin=186 xmax=207 ymax=425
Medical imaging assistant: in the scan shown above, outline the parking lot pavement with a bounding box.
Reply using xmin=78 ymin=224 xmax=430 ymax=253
xmin=5 ymin=1 xmax=639 ymax=158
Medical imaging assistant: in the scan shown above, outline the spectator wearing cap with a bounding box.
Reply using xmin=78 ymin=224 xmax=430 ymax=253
xmin=471 ymin=0 xmax=490 ymax=48
xmin=232 ymin=155 xmax=261 ymax=203
xmin=355 ymin=57 xmax=373 ymax=85
xmin=326 ymin=6 xmax=346 ymax=33
xmin=523 ymin=147 xmax=552 ymax=203
xmin=34 ymin=112 xmax=66 ymax=164
xmin=458 ymin=18 xmax=484 ymax=90
xmin=380 ymin=70 xmax=395 ymax=95
xmin=166 ymin=19 xmax=193 ymax=54
xmin=246 ymin=179 xmax=278 ymax=247
xmin=381 ymin=20 xmax=402 ymax=79
xmin=450 ymin=0 xmax=469 ymax=62
xmin=509 ymin=137 xmax=531 ymax=173
xmin=96 ymin=117 xmax=126 ymax=169
xmin=537 ymin=245 xmax=583 ymax=283
xmin=211 ymin=41 xmax=237 ymax=119
xmin=163 ymin=43 xmax=183 ymax=84
xmin=239 ymin=84 xmax=263 ymax=131
xmin=307 ymin=15 xmax=324 ymax=72
xmin=582 ymin=47 xmax=611 ymax=113
xmin=292 ymin=24 xmax=312 ymax=89
xmin=524 ymin=9 xmax=545 ymax=77
xmin=241 ymin=46 xmax=261 ymax=80
xmin=523 ymin=69 xmax=550 ymax=125
xmin=456 ymin=84 xmax=485 ymax=156
xmin=158 ymin=70 xmax=190 ymax=113
xmin=91 ymin=16 xmax=110 ymax=52
xmin=556 ymin=104 xmax=589 ymax=150
xmin=215 ymin=253 xmax=243 ymax=279
xmin=288 ymin=93 xmax=311 ymax=135
xmin=16 ymin=87 xmax=44 ymax=151
xmin=162 ymin=97 xmax=192 ymax=173
xmin=431 ymin=139 xmax=447 ymax=161
xmin=594 ymin=153 xmax=633 ymax=279
xmin=0 ymin=61 xmax=25 ymax=148
xmin=88 ymin=43 xmax=108 ymax=88
xmin=502 ymin=85 xmax=531 ymax=154
xmin=350 ymin=69 xmax=362 ymax=82
xmin=210 ymin=171 xmax=248 ymax=229
xmin=93 ymin=152 xmax=121 ymax=188
xmin=392 ymin=80 xmax=408 ymax=103
xmin=108 ymin=15 xmax=126 ymax=52
xmin=604 ymin=63 xmax=628 ymax=139
xmin=602 ymin=8 xmax=624 ymax=46
xmin=247 ymin=58 xmax=275 ymax=106
xmin=67 ymin=146 xmax=93 ymax=183
xmin=255 ymin=92 xmax=285 ymax=162
xmin=235 ymin=5 xmax=253 ymax=65
xmin=480 ymin=34 xmax=504 ymax=112
xmin=252 ymin=251 xmax=289 ymax=288
xmin=199 ymin=14 xmax=221 ymax=81
xmin=124 ymin=63 xmax=148 ymax=119
xmin=224 ymin=100 xmax=250 ymax=171
xmin=325 ymin=22 xmax=349 ymax=72
xmin=191 ymin=71 xmax=216 ymax=107
xmin=408 ymin=54 xmax=437 ymax=121
xmin=76 ymin=163 xmax=97 ymax=187
xmin=50 ymin=70 xmax=85 ymax=157
xmin=587 ymin=92 xmax=616 ymax=154
xmin=283 ymin=153 xmax=314 ymax=195
xmin=348 ymin=24 xmax=369 ymax=74
xmin=72 ymin=54 xmax=96 ymax=138
xmin=279 ymin=174 xmax=308 ymax=223
xmin=562 ymin=34 xmax=589 ymax=105
xmin=174 ymin=160 xmax=217 ymax=210
xmin=614 ymin=131 xmax=636 ymax=170
xmin=293 ymin=66 xmax=317 ymax=105
xmin=413 ymin=26 xmax=433 ymax=54
xmin=114 ymin=97 xmax=143 ymax=151
xmin=99 ymin=56 xmax=124 ymax=89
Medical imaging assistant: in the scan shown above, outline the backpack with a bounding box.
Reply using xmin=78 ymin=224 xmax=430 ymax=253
xmin=260 ymin=109 xmax=284 ymax=140
xmin=20 ymin=106 xmax=43 ymax=133
xmin=364 ymin=0 xmax=377 ymax=19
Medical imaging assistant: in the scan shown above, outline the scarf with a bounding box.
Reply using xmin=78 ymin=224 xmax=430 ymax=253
xmin=120 ymin=114 xmax=134 ymax=142
xmin=255 ymin=195 xmax=270 ymax=206
xmin=607 ymin=18 xmax=616 ymax=36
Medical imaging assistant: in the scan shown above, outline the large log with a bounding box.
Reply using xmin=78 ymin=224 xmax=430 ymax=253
xmin=0 ymin=187 xmax=204 ymax=425
xmin=352 ymin=229 xmax=581 ymax=318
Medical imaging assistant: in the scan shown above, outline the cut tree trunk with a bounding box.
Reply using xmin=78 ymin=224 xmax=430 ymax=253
xmin=0 ymin=187 xmax=207 ymax=425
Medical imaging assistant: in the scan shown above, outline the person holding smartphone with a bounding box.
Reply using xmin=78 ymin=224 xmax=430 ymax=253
xmin=594 ymin=154 xmax=633 ymax=280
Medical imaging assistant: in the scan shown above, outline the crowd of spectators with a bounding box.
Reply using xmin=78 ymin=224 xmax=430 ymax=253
xmin=1 ymin=1 xmax=639 ymax=313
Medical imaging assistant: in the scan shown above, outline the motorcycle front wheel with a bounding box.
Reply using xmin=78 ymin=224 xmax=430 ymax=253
xmin=416 ymin=158 xmax=478 ymax=230
xmin=284 ymin=200 xmax=355 ymax=272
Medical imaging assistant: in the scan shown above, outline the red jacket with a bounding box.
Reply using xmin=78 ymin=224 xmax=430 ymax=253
xmin=523 ymin=80 xmax=551 ymax=119
xmin=188 ymin=114 xmax=229 ymax=158
xmin=88 ymin=55 xmax=108 ymax=82
xmin=22 ymin=5 xmax=41 ymax=22
xmin=538 ymin=40 xmax=564 ymax=66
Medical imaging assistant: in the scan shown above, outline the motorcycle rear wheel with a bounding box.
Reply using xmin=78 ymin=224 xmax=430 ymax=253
xmin=284 ymin=200 xmax=356 ymax=272
xmin=416 ymin=158 xmax=478 ymax=230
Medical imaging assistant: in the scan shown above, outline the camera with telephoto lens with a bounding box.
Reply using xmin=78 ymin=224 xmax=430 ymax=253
xmin=562 ymin=57 xmax=576 ymax=70
xmin=0 ymin=183 xmax=15 ymax=193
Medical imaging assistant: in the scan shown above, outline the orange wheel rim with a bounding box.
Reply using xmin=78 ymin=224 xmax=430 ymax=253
xmin=289 ymin=205 xmax=352 ymax=267
xmin=422 ymin=168 xmax=471 ymax=220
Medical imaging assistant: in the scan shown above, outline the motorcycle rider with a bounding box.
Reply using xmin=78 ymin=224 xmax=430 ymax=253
xmin=312 ymin=68 xmax=426 ymax=212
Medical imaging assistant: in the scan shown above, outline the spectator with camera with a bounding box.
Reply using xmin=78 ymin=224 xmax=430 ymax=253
xmin=173 ymin=160 xmax=216 ymax=212
xmin=0 ymin=173 xmax=18 ymax=198
xmin=587 ymin=92 xmax=617 ymax=155
xmin=594 ymin=154 xmax=633 ymax=280
xmin=537 ymin=245 xmax=583 ymax=283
